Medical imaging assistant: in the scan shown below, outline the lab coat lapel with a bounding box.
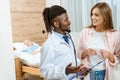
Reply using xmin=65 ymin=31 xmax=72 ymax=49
xmin=51 ymin=33 xmax=71 ymax=48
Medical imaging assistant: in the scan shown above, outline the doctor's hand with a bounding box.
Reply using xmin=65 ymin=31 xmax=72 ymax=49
xmin=79 ymin=66 xmax=89 ymax=76
xmin=65 ymin=63 xmax=84 ymax=74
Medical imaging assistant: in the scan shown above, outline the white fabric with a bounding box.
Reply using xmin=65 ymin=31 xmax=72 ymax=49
xmin=40 ymin=32 xmax=80 ymax=80
xmin=86 ymin=32 xmax=105 ymax=71
xmin=13 ymin=42 xmax=28 ymax=51
xmin=13 ymin=42 xmax=41 ymax=68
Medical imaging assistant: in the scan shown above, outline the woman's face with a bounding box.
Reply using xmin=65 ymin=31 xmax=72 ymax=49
xmin=91 ymin=8 xmax=104 ymax=27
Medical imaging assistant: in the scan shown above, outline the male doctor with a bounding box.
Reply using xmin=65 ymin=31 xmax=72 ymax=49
xmin=40 ymin=5 xmax=87 ymax=80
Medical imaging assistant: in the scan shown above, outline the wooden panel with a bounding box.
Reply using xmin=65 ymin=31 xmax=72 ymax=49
xmin=15 ymin=58 xmax=22 ymax=80
xmin=22 ymin=66 xmax=40 ymax=76
xmin=10 ymin=0 xmax=45 ymax=12
xmin=11 ymin=12 xmax=47 ymax=45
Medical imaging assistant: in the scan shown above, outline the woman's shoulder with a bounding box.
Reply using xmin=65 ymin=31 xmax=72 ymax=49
xmin=107 ymin=29 xmax=119 ymax=33
xmin=81 ymin=27 xmax=88 ymax=31
xmin=81 ymin=27 xmax=94 ymax=33
xmin=106 ymin=29 xmax=120 ymax=37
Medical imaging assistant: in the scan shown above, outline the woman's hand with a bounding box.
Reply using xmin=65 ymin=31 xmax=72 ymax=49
xmin=100 ymin=49 xmax=115 ymax=63
xmin=81 ymin=49 xmax=96 ymax=59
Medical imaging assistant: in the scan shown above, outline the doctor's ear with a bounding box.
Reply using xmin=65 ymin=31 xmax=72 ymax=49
xmin=53 ymin=21 xmax=59 ymax=28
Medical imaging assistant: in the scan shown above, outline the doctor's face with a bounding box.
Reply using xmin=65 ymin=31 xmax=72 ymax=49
xmin=54 ymin=13 xmax=71 ymax=35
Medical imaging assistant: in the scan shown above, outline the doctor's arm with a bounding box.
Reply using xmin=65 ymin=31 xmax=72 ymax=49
xmin=40 ymin=44 xmax=68 ymax=79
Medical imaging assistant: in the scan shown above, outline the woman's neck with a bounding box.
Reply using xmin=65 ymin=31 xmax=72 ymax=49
xmin=95 ymin=26 xmax=105 ymax=32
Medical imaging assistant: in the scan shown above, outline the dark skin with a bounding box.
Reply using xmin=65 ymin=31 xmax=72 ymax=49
xmin=53 ymin=13 xmax=71 ymax=35
xmin=53 ymin=12 xmax=88 ymax=75
xmin=66 ymin=63 xmax=88 ymax=76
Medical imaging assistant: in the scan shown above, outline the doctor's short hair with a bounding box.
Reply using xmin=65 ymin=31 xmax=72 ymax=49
xmin=42 ymin=5 xmax=67 ymax=33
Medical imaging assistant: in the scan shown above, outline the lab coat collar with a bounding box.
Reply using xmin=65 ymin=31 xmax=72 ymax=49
xmin=51 ymin=32 xmax=71 ymax=48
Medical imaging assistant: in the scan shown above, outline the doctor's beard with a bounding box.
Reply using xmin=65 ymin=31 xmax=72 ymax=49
xmin=65 ymin=30 xmax=71 ymax=33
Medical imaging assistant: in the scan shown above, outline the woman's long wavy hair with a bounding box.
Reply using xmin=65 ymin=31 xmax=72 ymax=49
xmin=88 ymin=2 xmax=115 ymax=31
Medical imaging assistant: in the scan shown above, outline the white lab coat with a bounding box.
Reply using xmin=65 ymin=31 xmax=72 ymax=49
xmin=40 ymin=32 xmax=80 ymax=80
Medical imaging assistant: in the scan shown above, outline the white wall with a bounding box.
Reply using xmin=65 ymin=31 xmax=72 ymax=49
xmin=46 ymin=0 xmax=60 ymax=7
xmin=0 ymin=0 xmax=16 ymax=80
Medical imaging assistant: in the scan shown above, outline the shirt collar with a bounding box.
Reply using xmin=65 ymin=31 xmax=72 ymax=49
xmin=53 ymin=31 xmax=70 ymax=39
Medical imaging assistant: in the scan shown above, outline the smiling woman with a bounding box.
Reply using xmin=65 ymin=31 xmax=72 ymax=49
xmin=77 ymin=2 xmax=120 ymax=80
